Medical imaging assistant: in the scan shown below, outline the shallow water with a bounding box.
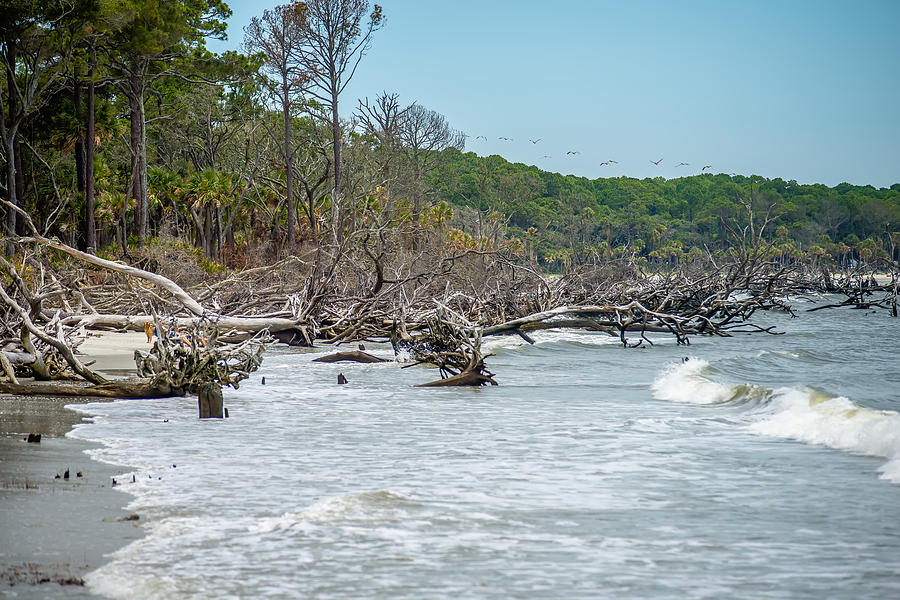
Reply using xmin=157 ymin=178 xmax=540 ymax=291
xmin=69 ymin=299 xmax=900 ymax=599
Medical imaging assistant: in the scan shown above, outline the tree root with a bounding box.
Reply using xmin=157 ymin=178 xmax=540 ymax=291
xmin=418 ymin=360 xmax=498 ymax=387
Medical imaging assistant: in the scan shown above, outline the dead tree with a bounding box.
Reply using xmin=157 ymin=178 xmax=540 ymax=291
xmin=397 ymin=307 xmax=496 ymax=387
xmin=135 ymin=318 xmax=269 ymax=393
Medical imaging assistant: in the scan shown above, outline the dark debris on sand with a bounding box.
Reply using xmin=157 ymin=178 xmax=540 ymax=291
xmin=1 ymin=562 xmax=86 ymax=587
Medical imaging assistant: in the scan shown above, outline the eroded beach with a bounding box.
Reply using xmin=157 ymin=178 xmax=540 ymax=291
xmin=0 ymin=335 xmax=146 ymax=598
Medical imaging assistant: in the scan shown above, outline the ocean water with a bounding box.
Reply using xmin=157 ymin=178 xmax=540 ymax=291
xmin=69 ymin=299 xmax=900 ymax=599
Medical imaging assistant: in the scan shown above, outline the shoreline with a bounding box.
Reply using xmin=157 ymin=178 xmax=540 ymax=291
xmin=0 ymin=332 xmax=149 ymax=598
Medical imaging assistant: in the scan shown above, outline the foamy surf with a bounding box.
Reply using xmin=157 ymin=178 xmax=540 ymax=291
xmin=749 ymin=388 xmax=900 ymax=484
xmin=254 ymin=490 xmax=414 ymax=532
xmin=650 ymin=358 xmax=734 ymax=404
xmin=652 ymin=360 xmax=900 ymax=484
xmin=480 ymin=328 xmax=625 ymax=353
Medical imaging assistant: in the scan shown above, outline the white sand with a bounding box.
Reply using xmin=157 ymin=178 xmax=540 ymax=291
xmin=77 ymin=331 xmax=152 ymax=376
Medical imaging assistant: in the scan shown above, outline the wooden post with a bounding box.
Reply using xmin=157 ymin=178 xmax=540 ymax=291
xmin=198 ymin=383 xmax=223 ymax=419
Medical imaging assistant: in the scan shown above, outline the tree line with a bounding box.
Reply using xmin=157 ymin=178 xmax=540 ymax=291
xmin=432 ymin=150 xmax=900 ymax=271
xmin=2 ymin=0 xmax=898 ymax=275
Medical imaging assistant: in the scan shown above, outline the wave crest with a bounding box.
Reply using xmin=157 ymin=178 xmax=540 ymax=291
xmin=652 ymin=360 xmax=900 ymax=484
xmin=650 ymin=359 xmax=735 ymax=405
xmin=254 ymin=490 xmax=414 ymax=532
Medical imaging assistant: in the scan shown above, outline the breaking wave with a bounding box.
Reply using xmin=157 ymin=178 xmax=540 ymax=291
xmin=254 ymin=490 xmax=416 ymax=533
xmin=652 ymin=359 xmax=900 ymax=483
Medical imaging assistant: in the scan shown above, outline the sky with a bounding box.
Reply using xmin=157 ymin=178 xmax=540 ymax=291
xmin=210 ymin=0 xmax=900 ymax=188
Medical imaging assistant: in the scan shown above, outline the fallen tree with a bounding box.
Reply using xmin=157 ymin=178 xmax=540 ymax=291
xmin=313 ymin=350 xmax=389 ymax=363
xmin=809 ymin=271 xmax=899 ymax=316
xmin=1 ymin=202 xmax=273 ymax=397
xmin=3 ymin=199 xmax=320 ymax=339
xmin=398 ymin=310 xmax=497 ymax=387
xmin=4 ymin=199 xmax=894 ymax=393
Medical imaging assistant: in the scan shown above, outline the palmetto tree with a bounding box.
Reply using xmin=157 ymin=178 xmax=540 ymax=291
xmin=181 ymin=170 xmax=242 ymax=260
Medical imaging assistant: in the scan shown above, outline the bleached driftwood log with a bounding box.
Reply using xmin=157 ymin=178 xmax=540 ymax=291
xmin=0 ymin=202 xmax=273 ymax=396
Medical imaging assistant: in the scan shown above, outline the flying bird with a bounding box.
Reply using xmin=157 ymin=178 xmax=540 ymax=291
xmin=650 ymin=158 xmax=663 ymax=165
xmin=607 ymin=159 xmax=618 ymax=164
xmin=541 ymin=155 xmax=552 ymax=158
xmin=701 ymin=165 xmax=712 ymax=171
xmin=529 ymin=138 xmax=541 ymax=144
xmin=676 ymin=162 xmax=689 ymax=167
xmin=599 ymin=161 xmax=611 ymax=166
xmin=566 ymin=150 xmax=580 ymax=155
xmin=499 ymin=136 xmax=513 ymax=141
xmin=475 ymin=135 xmax=487 ymax=141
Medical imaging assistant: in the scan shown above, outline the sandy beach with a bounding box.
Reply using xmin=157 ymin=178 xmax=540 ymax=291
xmin=0 ymin=332 xmax=151 ymax=598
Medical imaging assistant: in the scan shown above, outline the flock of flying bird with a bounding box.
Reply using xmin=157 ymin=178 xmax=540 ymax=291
xmin=470 ymin=135 xmax=713 ymax=173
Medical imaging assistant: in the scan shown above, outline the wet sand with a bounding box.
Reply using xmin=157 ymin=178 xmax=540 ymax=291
xmin=0 ymin=332 xmax=151 ymax=598
xmin=0 ymin=435 xmax=142 ymax=598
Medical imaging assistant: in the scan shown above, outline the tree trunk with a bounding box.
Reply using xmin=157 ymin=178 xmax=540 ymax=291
xmin=412 ymin=160 xmax=421 ymax=226
xmin=204 ymin=204 xmax=215 ymax=259
xmin=128 ymin=69 xmax=148 ymax=247
xmin=12 ymin=132 xmax=24 ymax=235
xmin=85 ymin=44 xmax=97 ymax=252
xmin=6 ymin=43 xmax=27 ymax=238
xmin=198 ymin=383 xmax=223 ymax=418
xmin=73 ymin=69 xmax=85 ymax=195
xmin=128 ymin=85 xmax=141 ymax=248
xmin=215 ymin=205 xmax=224 ymax=261
xmin=312 ymin=350 xmax=388 ymax=363
xmin=331 ymin=91 xmax=342 ymax=243
xmin=3 ymin=133 xmax=16 ymax=254
xmin=138 ymin=91 xmax=149 ymax=245
xmin=3 ymin=44 xmax=18 ymax=254
xmin=0 ymin=380 xmax=181 ymax=399
xmin=282 ymin=74 xmax=295 ymax=254
xmin=418 ymin=367 xmax=498 ymax=387
xmin=306 ymin=188 xmax=316 ymax=234
xmin=191 ymin=208 xmax=209 ymax=260
xmin=73 ymin=67 xmax=86 ymax=249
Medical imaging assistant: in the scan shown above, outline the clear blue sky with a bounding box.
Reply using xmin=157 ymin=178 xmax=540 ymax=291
xmin=211 ymin=0 xmax=900 ymax=188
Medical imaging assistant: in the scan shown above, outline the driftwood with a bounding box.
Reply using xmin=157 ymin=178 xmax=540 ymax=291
xmin=134 ymin=320 xmax=269 ymax=392
xmin=417 ymin=358 xmax=497 ymax=387
xmin=479 ymin=301 xmax=701 ymax=347
xmin=0 ymin=261 xmax=107 ymax=384
xmin=0 ymin=379 xmax=182 ymax=399
xmin=808 ymin=273 xmax=899 ymax=316
xmin=0 ymin=205 xmax=272 ymax=397
xmin=402 ymin=310 xmax=498 ymax=387
xmin=5 ymin=199 xmax=894 ymax=393
xmin=60 ymin=313 xmax=305 ymax=335
xmin=2 ymin=199 xmax=317 ymax=337
xmin=313 ymin=350 xmax=388 ymax=363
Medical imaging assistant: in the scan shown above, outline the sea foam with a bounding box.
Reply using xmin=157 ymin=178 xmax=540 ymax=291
xmin=749 ymin=387 xmax=900 ymax=484
xmin=650 ymin=358 xmax=734 ymax=404
xmin=254 ymin=490 xmax=414 ymax=533
xmin=652 ymin=360 xmax=900 ymax=484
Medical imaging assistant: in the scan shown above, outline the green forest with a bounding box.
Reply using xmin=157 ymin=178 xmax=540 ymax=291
xmin=432 ymin=151 xmax=900 ymax=269
xmin=3 ymin=0 xmax=899 ymax=275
